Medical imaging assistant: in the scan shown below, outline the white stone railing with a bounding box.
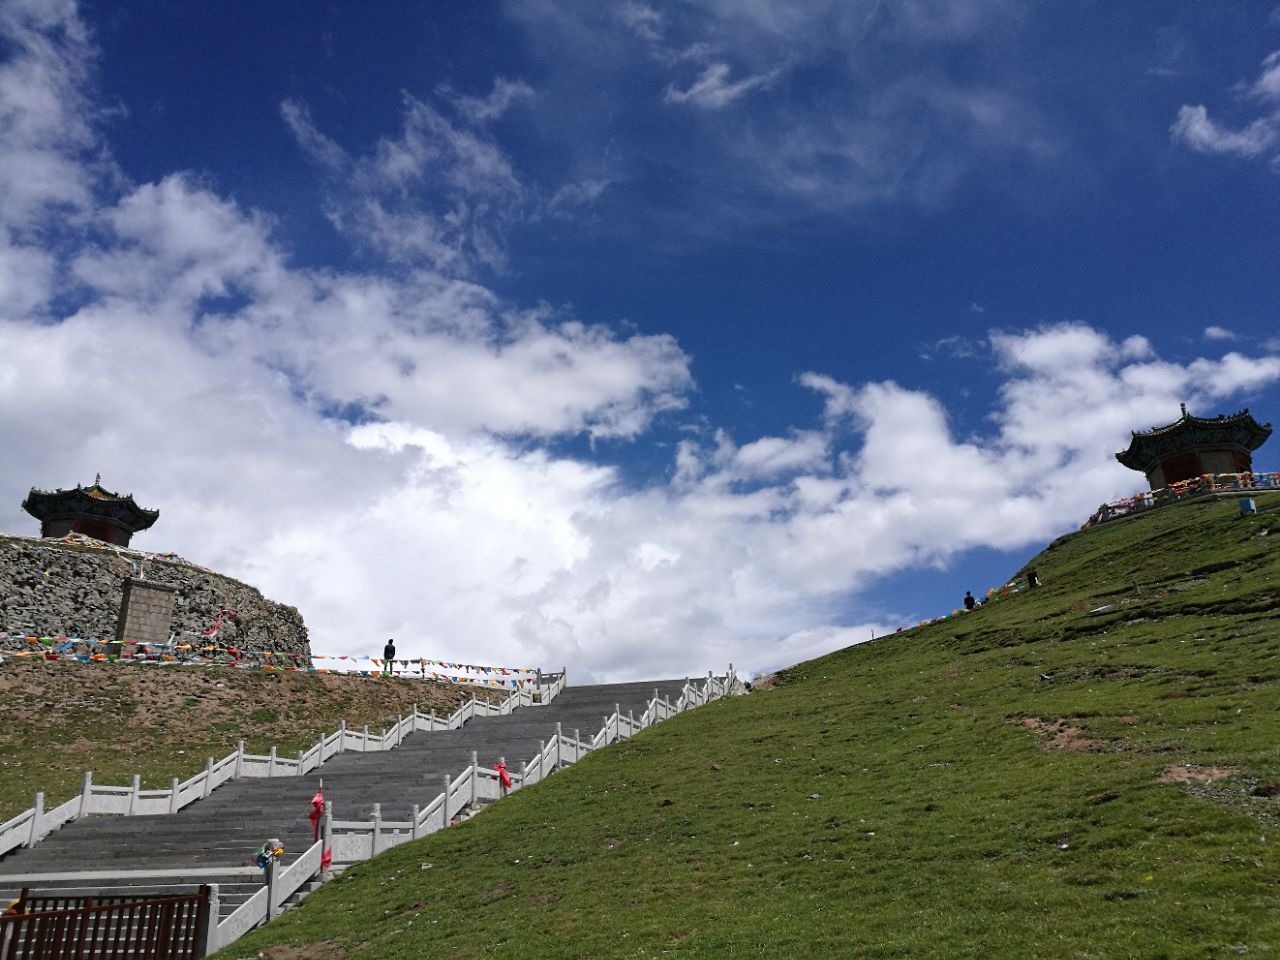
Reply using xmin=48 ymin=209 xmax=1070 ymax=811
xmin=209 ymin=672 xmax=738 ymax=953
xmin=322 ymin=669 xmax=741 ymax=867
xmin=0 ymin=672 xmax=566 ymax=859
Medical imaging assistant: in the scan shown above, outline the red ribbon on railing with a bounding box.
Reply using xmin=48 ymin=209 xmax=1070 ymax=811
xmin=308 ymin=787 xmax=324 ymax=841
xmin=494 ymin=760 xmax=512 ymax=790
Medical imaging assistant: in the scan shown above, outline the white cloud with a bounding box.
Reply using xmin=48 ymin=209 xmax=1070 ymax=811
xmin=440 ymin=77 xmax=536 ymax=125
xmin=1171 ymin=104 xmax=1277 ymax=158
xmin=4 ymin=5 xmax=1280 ymax=687
xmin=619 ymin=2 xmax=663 ymax=43
xmin=663 ymin=62 xmax=782 ymax=109
xmin=509 ymin=0 xmax=1056 ymax=212
xmin=730 ymin=432 xmax=829 ymax=479
xmin=1171 ymin=51 xmax=1280 ymax=169
xmin=1204 ymin=325 xmax=1236 ymax=341
xmin=547 ymin=179 xmax=612 ymax=215
xmin=1252 ymin=51 xmax=1280 ymax=102
xmin=283 ymin=92 xmax=526 ymax=274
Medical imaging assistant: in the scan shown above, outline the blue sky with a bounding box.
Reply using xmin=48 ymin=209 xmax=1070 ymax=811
xmin=2 ymin=0 xmax=1279 ymax=680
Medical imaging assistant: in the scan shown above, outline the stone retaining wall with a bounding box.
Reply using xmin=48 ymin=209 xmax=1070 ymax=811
xmin=0 ymin=535 xmax=310 ymax=663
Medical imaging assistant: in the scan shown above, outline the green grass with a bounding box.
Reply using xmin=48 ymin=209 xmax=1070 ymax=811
xmin=218 ymin=499 xmax=1277 ymax=957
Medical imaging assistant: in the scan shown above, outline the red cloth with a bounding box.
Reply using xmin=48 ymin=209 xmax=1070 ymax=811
xmin=308 ymin=788 xmax=324 ymax=841
xmin=495 ymin=760 xmax=513 ymax=790
xmin=320 ymin=847 xmax=332 ymax=870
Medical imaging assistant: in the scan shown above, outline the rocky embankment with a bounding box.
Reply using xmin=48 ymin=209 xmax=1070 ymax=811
xmin=0 ymin=534 xmax=309 ymax=661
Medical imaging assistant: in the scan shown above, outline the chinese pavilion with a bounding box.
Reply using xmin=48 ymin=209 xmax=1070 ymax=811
xmin=22 ymin=475 xmax=159 ymax=547
xmin=1116 ymin=404 xmax=1272 ymax=490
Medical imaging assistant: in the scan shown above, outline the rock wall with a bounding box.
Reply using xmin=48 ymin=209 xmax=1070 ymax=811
xmin=0 ymin=534 xmax=310 ymax=663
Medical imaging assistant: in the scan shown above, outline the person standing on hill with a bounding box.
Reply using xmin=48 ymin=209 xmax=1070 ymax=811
xmin=963 ymin=591 xmax=976 ymax=611
xmin=382 ymin=638 xmax=396 ymax=676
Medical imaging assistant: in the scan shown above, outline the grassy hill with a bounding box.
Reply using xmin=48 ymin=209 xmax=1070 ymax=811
xmin=216 ymin=498 xmax=1273 ymax=956
xmin=0 ymin=663 xmax=500 ymax=823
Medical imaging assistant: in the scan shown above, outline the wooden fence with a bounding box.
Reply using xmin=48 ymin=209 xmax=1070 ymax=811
xmin=0 ymin=887 xmax=210 ymax=960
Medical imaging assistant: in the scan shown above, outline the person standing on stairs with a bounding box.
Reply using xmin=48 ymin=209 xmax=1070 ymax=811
xmin=383 ymin=638 xmax=396 ymax=676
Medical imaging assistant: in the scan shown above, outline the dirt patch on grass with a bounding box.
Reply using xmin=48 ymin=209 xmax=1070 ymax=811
xmin=1013 ymin=716 xmax=1105 ymax=752
xmin=1158 ymin=765 xmax=1239 ymax=784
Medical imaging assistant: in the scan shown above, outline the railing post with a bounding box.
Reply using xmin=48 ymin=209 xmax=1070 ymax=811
xmin=322 ymin=801 xmax=333 ymax=876
xmin=338 ymin=720 xmax=346 ymax=753
xmin=268 ymin=746 xmax=277 ymax=775
xmin=128 ymin=775 xmax=140 ymax=815
xmin=574 ymin=729 xmax=581 ymax=761
xmin=168 ymin=777 xmax=180 ymax=813
xmin=27 ymin=792 xmax=43 ymax=846
xmin=79 ymin=771 xmax=93 ymax=818
xmin=471 ymin=751 xmax=479 ymax=807
xmin=538 ymin=741 xmax=546 ymax=781
xmin=362 ymin=725 xmax=369 ymax=751
xmin=441 ymin=775 xmax=451 ymax=826
xmin=296 ymin=750 xmax=304 ymax=775
xmin=615 ymin=704 xmax=622 ymax=739
xmin=265 ymin=861 xmax=279 ymax=919
xmin=412 ymin=804 xmax=421 ymax=840
xmin=430 ymin=708 xmax=436 ymax=731
xmin=203 ymin=883 xmax=221 ymax=956
xmin=519 ymin=760 xmax=527 ymax=790
xmin=203 ymin=757 xmax=214 ymax=797
xmin=235 ymin=740 xmax=245 ymax=778
xmin=372 ymin=803 xmax=382 ymax=856
xmin=396 ymin=714 xmax=403 ymax=745
xmin=555 ymin=723 xmax=563 ymax=767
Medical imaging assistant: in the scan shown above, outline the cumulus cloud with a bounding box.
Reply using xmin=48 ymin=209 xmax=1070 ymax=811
xmin=4 ymin=4 xmax=1280 ymax=686
xmin=1172 ymin=51 xmax=1280 ymax=169
xmin=1204 ymin=325 xmax=1236 ymax=341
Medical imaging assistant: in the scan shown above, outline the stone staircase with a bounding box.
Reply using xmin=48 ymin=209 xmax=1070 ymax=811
xmin=0 ymin=680 xmax=692 ymax=919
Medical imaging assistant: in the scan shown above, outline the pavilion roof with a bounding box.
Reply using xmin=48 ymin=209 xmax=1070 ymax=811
xmin=1115 ymin=405 xmax=1272 ymax=471
xmin=22 ymin=477 xmax=159 ymax=532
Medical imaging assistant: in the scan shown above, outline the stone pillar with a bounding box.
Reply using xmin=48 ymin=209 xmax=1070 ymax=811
xmin=115 ymin=578 xmax=178 ymax=645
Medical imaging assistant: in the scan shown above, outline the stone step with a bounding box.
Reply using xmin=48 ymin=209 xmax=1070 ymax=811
xmin=0 ymin=679 xmax=710 ymax=894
